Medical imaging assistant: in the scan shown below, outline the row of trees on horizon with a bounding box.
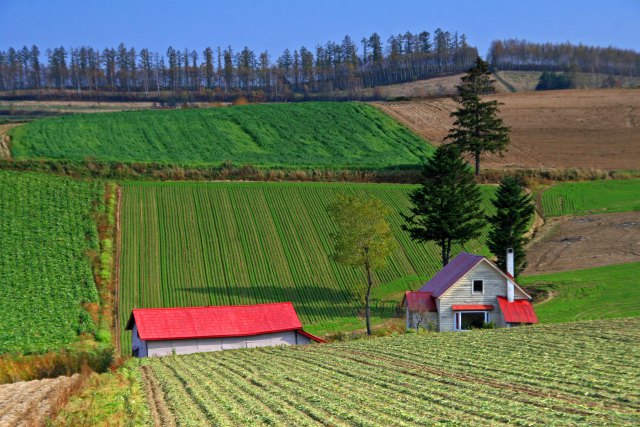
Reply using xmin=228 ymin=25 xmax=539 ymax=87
xmin=0 ymin=29 xmax=478 ymax=101
xmin=489 ymin=39 xmax=640 ymax=76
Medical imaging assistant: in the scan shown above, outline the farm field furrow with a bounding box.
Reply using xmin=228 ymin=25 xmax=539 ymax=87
xmin=540 ymin=179 xmax=640 ymax=217
xmin=374 ymin=89 xmax=640 ymax=170
xmin=141 ymin=318 xmax=640 ymax=426
xmin=0 ymin=170 xmax=102 ymax=353
xmin=8 ymin=102 xmax=433 ymax=168
xmin=119 ymin=182 xmax=496 ymax=354
xmin=520 ymin=262 xmax=640 ymax=323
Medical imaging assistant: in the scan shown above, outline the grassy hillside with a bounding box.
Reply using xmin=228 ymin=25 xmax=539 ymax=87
xmin=521 ymin=262 xmax=640 ymax=323
xmin=119 ymin=182 xmax=496 ymax=353
xmin=541 ymin=179 xmax=640 ymax=217
xmin=8 ymin=102 xmax=432 ymax=168
xmin=140 ymin=318 xmax=640 ymax=425
xmin=0 ymin=171 xmax=102 ymax=353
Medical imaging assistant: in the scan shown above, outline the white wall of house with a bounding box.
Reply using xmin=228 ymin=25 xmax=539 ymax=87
xmin=437 ymin=260 xmax=529 ymax=332
xmin=406 ymin=308 xmax=439 ymax=331
xmin=141 ymin=331 xmax=313 ymax=357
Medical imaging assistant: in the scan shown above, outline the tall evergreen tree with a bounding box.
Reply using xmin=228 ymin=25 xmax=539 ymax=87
xmin=0 ymin=27 xmax=481 ymax=98
xmin=446 ymin=57 xmax=510 ymax=175
xmin=29 ymin=45 xmax=40 ymax=89
xmin=223 ymin=46 xmax=234 ymax=90
xmin=487 ymin=177 xmax=535 ymax=277
xmin=403 ymin=145 xmax=486 ymax=267
xmin=166 ymin=46 xmax=178 ymax=91
xmin=203 ymin=47 xmax=214 ymax=89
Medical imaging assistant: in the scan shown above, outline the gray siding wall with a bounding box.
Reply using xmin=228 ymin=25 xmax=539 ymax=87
xmin=406 ymin=310 xmax=438 ymax=330
xmin=437 ymin=260 xmax=528 ymax=332
xmin=144 ymin=331 xmax=309 ymax=357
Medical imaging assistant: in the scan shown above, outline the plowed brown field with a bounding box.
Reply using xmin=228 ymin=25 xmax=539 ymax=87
xmin=525 ymin=211 xmax=640 ymax=274
xmin=374 ymin=89 xmax=640 ymax=170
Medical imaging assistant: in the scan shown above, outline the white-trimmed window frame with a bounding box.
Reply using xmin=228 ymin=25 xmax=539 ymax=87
xmin=471 ymin=279 xmax=484 ymax=295
xmin=454 ymin=311 xmax=490 ymax=331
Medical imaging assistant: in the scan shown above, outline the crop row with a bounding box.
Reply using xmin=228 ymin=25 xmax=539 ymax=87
xmin=142 ymin=318 xmax=640 ymax=426
xmin=9 ymin=102 xmax=432 ymax=168
xmin=119 ymin=182 xmax=495 ymax=353
xmin=0 ymin=170 xmax=103 ymax=353
xmin=541 ymin=179 xmax=640 ymax=217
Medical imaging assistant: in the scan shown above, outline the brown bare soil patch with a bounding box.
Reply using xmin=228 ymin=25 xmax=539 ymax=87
xmin=374 ymin=88 xmax=640 ymax=170
xmin=525 ymin=211 xmax=640 ymax=275
xmin=0 ymin=100 xmax=156 ymax=114
xmin=0 ymin=374 xmax=85 ymax=426
xmin=339 ymin=73 xmax=510 ymax=100
xmin=0 ymin=123 xmax=20 ymax=159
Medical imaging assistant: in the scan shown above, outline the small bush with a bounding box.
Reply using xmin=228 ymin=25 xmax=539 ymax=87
xmin=95 ymin=329 xmax=112 ymax=344
xmin=536 ymin=72 xmax=574 ymax=90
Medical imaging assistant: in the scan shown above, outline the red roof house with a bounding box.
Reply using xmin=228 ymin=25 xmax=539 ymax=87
xmin=402 ymin=251 xmax=538 ymax=332
xmin=126 ymin=302 xmax=324 ymax=357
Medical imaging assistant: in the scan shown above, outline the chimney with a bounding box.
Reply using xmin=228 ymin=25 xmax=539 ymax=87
xmin=506 ymin=248 xmax=515 ymax=277
xmin=506 ymin=248 xmax=515 ymax=302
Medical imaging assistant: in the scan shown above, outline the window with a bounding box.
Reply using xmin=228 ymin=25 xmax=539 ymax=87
xmin=455 ymin=311 xmax=489 ymax=331
xmin=472 ymin=279 xmax=484 ymax=294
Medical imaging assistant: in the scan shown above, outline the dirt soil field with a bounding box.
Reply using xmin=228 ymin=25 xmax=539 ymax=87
xmin=0 ymin=100 xmax=156 ymax=114
xmin=374 ymin=88 xmax=640 ymax=170
xmin=0 ymin=123 xmax=20 ymax=159
xmin=341 ymin=73 xmax=511 ymax=99
xmin=525 ymin=211 xmax=640 ymax=274
xmin=0 ymin=374 xmax=84 ymax=426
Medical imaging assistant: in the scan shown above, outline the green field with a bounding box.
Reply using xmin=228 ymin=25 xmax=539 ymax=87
xmin=141 ymin=318 xmax=640 ymax=425
xmin=0 ymin=171 xmax=102 ymax=353
xmin=521 ymin=262 xmax=640 ymax=323
xmin=541 ymin=179 xmax=640 ymax=217
xmin=119 ymin=182 xmax=496 ymax=353
xmin=8 ymin=102 xmax=432 ymax=168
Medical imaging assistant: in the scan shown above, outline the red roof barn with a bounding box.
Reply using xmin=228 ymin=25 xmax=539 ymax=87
xmin=126 ymin=302 xmax=324 ymax=357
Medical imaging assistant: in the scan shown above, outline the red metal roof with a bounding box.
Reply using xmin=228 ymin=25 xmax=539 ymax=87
xmin=297 ymin=329 xmax=326 ymax=343
xmin=497 ymin=296 xmax=539 ymax=324
xmin=451 ymin=304 xmax=495 ymax=311
xmin=125 ymin=302 xmax=323 ymax=342
xmin=419 ymin=253 xmax=485 ymax=297
xmin=403 ymin=291 xmax=437 ymax=312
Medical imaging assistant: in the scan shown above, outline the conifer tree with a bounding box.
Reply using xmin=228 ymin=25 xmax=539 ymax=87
xmin=403 ymin=145 xmax=486 ymax=267
xmin=447 ymin=57 xmax=510 ymax=175
xmin=487 ymin=177 xmax=534 ymax=277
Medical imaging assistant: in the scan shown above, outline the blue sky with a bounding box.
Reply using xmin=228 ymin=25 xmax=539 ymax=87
xmin=1 ymin=0 xmax=638 ymax=57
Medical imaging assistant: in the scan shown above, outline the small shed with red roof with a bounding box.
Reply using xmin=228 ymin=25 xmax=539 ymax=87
xmin=402 ymin=251 xmax=538 ymax=332
xmin=125 ymin=302 xmax=324 ymax=357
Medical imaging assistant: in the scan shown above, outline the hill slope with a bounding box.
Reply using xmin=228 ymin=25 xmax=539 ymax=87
xmin=141 ymin=318 xmax=640 ymax=425
xmin=521 ymin=262 xmax=640 ymax=322
xmin=0 ymin=171 xmax=102 ymax=353
xmin=541 ymin=179 xmax=640 ymax=217
xmin=8 ymin=102 xmax=432 ymax=168
xmin=119 ymin=182 xmax=495 ymax=353
xmin=375 ymin=89 xmax=640 ymax=170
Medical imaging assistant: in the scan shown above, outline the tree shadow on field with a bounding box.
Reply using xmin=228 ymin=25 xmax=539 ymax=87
xmin=176 ymin=283 xmax=396 ymax=321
